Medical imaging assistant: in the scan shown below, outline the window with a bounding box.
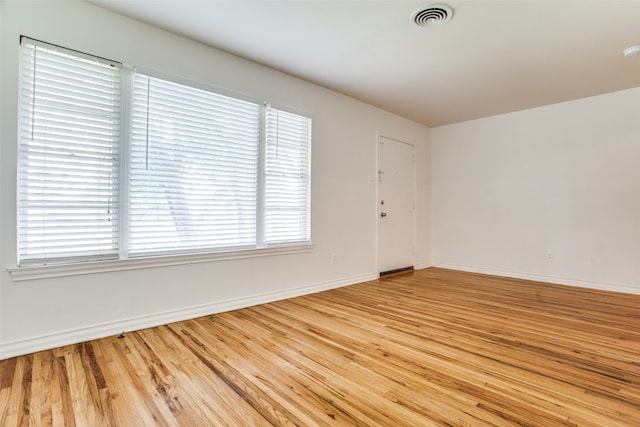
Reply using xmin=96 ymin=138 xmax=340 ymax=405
xmin=128 ymin=75 xmax=261 ymax=256
xmin=17 ymin=38 xmax=122 ymax=265
xmin=17 ymin=38 xmax=312 ymax=267
xmin=264 ymin=108 xmax=312 ymax=244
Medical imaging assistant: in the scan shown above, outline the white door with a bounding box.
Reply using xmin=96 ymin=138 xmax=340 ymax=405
xmin=377 ymin=136 xmax=415 ymax=274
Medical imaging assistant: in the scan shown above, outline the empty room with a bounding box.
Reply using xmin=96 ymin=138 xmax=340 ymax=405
xmin=1 ymin=0 xmax=639 ymax=425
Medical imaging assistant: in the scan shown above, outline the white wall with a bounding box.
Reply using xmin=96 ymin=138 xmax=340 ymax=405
xmin=0 ymin=0 xmax=430 ymax=359
xmin=432 ymin=87 xmax=640 ymax=294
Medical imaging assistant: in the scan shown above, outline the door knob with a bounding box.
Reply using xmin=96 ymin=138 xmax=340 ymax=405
xmin=380 ymin=212 xmax=387 ymax=217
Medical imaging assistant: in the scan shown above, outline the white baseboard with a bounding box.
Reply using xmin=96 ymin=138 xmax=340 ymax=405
xmin=414 ymin=262 xmax=432 ymax=270
xmin=0 ymin=272 xmax=377 ymax=360
xmin=432 ymin=262 xmax=639 ymax=295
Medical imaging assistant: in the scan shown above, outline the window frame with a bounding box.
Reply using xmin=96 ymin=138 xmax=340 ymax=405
xmin=16 ymin=37 xmax=124 ymax=266
xmin=127 ymin=71 xmax=264 ymax=257
xmin=12 ymin=40 xmax=314 ymax=280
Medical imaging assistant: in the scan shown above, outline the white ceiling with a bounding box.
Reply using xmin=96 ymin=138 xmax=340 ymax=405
xmin=90 ymin=0 xmax=640 ymax=127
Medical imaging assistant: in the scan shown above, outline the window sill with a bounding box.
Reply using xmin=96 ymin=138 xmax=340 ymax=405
xmin=8 ymin=243 xmax=314 ymax=282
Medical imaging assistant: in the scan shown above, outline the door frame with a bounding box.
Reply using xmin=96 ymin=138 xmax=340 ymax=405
xmin=376 ymin=134 xmax=417 ymax=275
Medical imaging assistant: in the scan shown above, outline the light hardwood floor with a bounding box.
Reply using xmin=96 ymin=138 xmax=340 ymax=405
xmin=1 ymin=268 xmax=639 ymax=426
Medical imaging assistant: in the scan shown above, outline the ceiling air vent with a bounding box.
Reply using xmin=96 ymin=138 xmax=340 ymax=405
xmin=412 ymin=4 xmax=454 ymax=26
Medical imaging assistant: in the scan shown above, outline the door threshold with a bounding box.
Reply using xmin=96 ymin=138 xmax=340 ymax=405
xmin=379 ymin=266 xmax=414 ymax=277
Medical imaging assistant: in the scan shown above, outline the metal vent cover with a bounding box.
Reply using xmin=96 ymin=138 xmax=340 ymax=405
xmin=412 ymin=4 xmax=454 ymax=26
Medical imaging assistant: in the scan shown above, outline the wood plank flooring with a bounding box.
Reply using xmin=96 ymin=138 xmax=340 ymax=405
xmin=1 ymin=267 xmax=639 ymax=426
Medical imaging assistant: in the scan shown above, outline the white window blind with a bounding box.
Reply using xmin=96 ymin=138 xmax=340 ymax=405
xmin=264 ymin=108 xmax=312 ymax=244
xmin=128 ymin=74 xmax=261 ymax=256
xmin=16 ymin=37 xmax=312 ymax=268
xmin=17 ymin=38 xmax=122 ymax=265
